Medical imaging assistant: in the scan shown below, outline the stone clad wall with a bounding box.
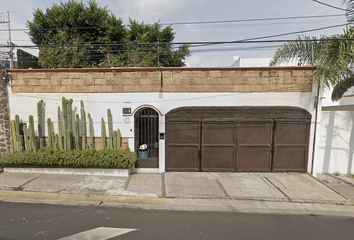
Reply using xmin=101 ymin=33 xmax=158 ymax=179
xmin=8 ymin=67 xmax=314 ymax=93
xmin=0 ymin=71 xmax=10 ymax=154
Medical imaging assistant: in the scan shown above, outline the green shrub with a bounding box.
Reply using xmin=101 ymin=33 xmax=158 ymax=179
xmin=0 ymin=148 xmax=137 ymax=168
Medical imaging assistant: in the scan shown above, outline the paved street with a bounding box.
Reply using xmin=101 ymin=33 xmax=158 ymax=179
xmin=1 ymin=202 xmax=354 ymax=240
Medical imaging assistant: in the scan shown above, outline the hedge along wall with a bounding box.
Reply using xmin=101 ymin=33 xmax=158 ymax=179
xmin=8 ymin=67 xmax=315 ymax=94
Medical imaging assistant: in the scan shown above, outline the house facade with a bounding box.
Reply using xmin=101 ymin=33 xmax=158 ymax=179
xmin=4 ymin=67 xmax=317 ymax=173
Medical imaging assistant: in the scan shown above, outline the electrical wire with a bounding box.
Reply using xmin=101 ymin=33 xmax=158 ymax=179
xmin=0 ymin=14 xmax=345 ymax=32
xmin=310 ymin=0 xmax=347 ymax=11
xmin=0 ymin=22 xmax=348 ymax=50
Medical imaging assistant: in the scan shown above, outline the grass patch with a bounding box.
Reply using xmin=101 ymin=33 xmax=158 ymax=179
xmin=0 ymin=148 xmax=137 ymax=168
xmin=346 ymin=174 xmax=354 ymax=179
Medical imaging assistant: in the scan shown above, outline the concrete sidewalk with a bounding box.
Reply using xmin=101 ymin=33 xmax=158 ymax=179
xmin=0 ymin=171 xmax=354 ymax=217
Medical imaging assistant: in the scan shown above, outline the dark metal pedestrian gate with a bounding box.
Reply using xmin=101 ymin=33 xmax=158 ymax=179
xmin=165 ymin=107 xmax=311 ymax=172
xmin=135 ymin=108 xmax=159 ymax=168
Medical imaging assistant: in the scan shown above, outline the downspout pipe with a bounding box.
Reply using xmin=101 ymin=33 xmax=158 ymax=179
xmin=310 ymin=79 xmax=320 ymax=175
xmin=310 ymin=42 xmax=319 ymax=175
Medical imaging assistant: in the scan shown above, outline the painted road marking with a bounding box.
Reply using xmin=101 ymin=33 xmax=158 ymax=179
xmin=57 ymin=227 xmax=137 ymax=240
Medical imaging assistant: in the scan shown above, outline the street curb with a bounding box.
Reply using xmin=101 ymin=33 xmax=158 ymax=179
xmin=0 ymin=190 xmax=165 ymax=206
xmin=3 ymin=167 xmax=134 ymax=177
xmin=307 ymin=173 xmax=351 ymax=202
xmin=1 ymin=190 xmax=354 ymax=218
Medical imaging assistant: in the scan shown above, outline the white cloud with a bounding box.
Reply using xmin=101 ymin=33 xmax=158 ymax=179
xmin=101 ymin=0 xmax=189 ymax=23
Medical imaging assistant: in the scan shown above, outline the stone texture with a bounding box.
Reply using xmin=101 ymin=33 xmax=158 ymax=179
xmin=0 ymin=71 xmax=10 ymax=154
xmin=9 ymin=68 xmax=314 ymax=93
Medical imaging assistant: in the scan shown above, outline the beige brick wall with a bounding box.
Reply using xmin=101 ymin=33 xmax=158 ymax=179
xmin=9 ymin=67 xmax=315 ymax=93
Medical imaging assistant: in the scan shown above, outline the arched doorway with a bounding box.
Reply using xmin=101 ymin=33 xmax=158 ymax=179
xmin=134 ymin=107 xmax=159 ymax=168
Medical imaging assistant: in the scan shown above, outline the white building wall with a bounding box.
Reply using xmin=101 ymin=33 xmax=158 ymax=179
xmin=314 ymin=110 xmax=354 ymax=175
xmin=8 ymin=86 xmax=317 ymax=173
xmin=313 ymin=85 xmax=354 ymax=175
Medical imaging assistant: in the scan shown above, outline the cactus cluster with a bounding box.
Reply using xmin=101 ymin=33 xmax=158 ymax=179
xmin=9 ymin=98 xmax=122 ymax=153
xmin=80 ymin=101 xmax=87 ymax=150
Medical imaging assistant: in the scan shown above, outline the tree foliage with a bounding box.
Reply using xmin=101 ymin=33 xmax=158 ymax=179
xmin=17 ymin=49 xmax=42 ymax=69
xmin=27 ymin=0 xmax=190 ymax=68
xmin=271 ymin=28 xmax=354 ymax=101
xmin=271 ymin=0 xmax=354 ymax=101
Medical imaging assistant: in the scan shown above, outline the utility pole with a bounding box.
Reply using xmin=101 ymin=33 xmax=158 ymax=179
xmin=157 ymin=38 xmax=160 ymax=67
xmin=8 ymin=12 xmax=13 ymax=69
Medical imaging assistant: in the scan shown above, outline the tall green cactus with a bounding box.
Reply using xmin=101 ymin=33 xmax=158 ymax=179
xmin=75 ymin=118 xmax=80 ymax=150
xmin=52 ymin=131 xmax=55 ymax=148
xmin=37 ymin=100 xmax=44 ymax=139
xmin=15 ymin=115 xmax=20 ymax=146
xmin=80 ymin=101 xmax=86 ymax=150
xmin=65 ymin=99 xmax=73 ymax=150
xmin=107 ymin=109 xmax=113 ymax=149
xmin=101 ymin=118 xmax=106 ymax=150
xmin=14 ymin=115 xmax=24 ymax=152
xmin=113 ymin=130 xmax=117 ymax=150
xmin=40 ymin=138 xmax=44 ymax=149
xmin=67 ymin=129 xmax=72 ymax=150
xmin=62 ymin=97 xmax=68 ymax=150
xmin=9 ymin=120 xmax=15 ymax=153
xmin=116 ymin=129 xmax=121 ymax=149
xmin=57 ymin=107 xmax=63 ymax=149
xmin=88 ymin=113 xmax=93 ymax=149
xmin=23 ymin=123 xmax=28 ymax=151
xmin=55 ymin=134 xmax=59 ymax=149
xmin=47 ymin=118 xmax=52 ymax=148
xmin=67 ymin=99 xmax=73 ymax=134
xmin=29 ymin=115 xmax=36 ymax=152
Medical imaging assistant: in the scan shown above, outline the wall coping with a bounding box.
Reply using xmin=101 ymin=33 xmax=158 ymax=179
xmin=4 ymin=167 xmax=134 ymax=177
xmin=7 ymin=66 xmax=317 ymax=73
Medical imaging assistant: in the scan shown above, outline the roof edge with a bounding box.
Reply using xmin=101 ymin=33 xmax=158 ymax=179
xmin=7 ymin=66 xmax=317 ymax=73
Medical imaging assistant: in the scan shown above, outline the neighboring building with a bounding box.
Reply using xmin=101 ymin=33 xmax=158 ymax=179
xmin=6 ymin=66 xmax=316 ymax=174
xmin=231 ymin=57 xmax=272 ymax=67
xmin=231 ymin=56 xmax=299 ymax=67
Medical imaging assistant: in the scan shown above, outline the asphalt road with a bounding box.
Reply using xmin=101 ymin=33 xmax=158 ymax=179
xmin=0 ymin=202 xmax=353 ymax=240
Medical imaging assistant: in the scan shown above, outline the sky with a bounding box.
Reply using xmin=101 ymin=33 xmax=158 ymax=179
xmin=0 ymin=0 xmax=350 ymax=67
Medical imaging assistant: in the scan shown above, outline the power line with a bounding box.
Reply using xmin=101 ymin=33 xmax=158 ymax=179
xmin=161 ymin=14 xmax=345 ymax=25
xmin=0 ymin=14 xmax=345 ymax=32
xmin=0 ymin=23 xmax=348 ymax=50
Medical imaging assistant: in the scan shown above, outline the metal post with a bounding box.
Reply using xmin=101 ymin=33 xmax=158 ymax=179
xmin=157 ymin=38 xmax=159 ymax=67
xmin=7 ymin=12 xmax=13 ymax=69
xmin=310 ymin=41 xmax=320 ymax=175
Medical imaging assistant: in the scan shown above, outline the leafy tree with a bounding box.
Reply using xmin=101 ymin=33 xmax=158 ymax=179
xmin=17 ymin=49 xmax=41 ymax=69
xmin=99 ymin=19 xmax=190 ymax=67
xmin=270 ymin=1 xmax=354 ymax=101
xmin=346 ymin=0 xmax=354 ymax=25
xmin=27 ymin=0 xmax=190 ymax=68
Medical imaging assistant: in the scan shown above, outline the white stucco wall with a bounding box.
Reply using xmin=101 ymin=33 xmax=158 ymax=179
xmin=8 ymin=83 xmax=317 ymax=173
xmin=313 ymin=86 xmax=354 ymax=175
xmin=314 ymin=110 xmax=354 ymax=175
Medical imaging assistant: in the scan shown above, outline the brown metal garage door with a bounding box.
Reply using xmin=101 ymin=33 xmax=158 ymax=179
xmin=165 ymin=107 xmax=311 ymax=172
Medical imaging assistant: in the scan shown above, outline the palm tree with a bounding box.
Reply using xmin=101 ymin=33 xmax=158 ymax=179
xmin=346 ymin=0 xmax=354 ymax=25
xmin=270 ymin=1 xmax=354 ymax=101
